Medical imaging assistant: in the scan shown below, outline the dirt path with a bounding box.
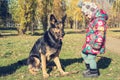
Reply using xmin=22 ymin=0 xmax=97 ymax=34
xmin=106 ymin=37 xmax=120 ymax=55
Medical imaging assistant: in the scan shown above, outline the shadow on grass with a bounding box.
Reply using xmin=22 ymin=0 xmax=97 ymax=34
xmin=97 ymin=56 xmax=112 ymax=69
xmin=61 ymin=58 xmax=83 ymax=67
xmin=0 ymin=32 xmax=44 ymax=37
xmin=47 ymin=58 xmax=83 ymax=73
xmin=0 ymin=58 xmax=83 ymax=77
xmin=0 ymin=34 xmax=18 ymax=37
xmin=0 ymin=27 xmax=17 ymax=30
xmin=0 ymin=27 xmax=18 ymax=37
xmin=0 ymin=27 xmax=44 ymax=37
xmin=47 ymin=57 xmax=111 ymax=74
xmin=0 ymin=57 xmax=111 ymax=77
xmin=111 ymin=30 xmax=120 ymax=32
xmin=0 ymin=58 xmax=27 ymax=77
xmin=65 ymin=30 xmax=85 ymax=34
xmin=31 ymin=32 xmax=44 ymax=36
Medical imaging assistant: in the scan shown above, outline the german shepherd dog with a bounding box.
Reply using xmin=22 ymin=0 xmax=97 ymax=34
xmin=27 ymin=14 xmax=69 ymax=78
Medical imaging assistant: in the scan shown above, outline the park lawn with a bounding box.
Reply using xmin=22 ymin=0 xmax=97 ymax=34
xmin=0 ymin=29 xmax=120 ymax=80
xmin=107 ymin=28 xmax=120 ymax=39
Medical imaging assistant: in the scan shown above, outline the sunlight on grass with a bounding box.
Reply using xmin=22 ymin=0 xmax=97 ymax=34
xmin=0 ymin=29 xmax=120 ymax=80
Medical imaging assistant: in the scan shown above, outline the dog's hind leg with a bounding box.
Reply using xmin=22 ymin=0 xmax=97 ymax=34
xmin=28 ymin=57 xmax=40 ymax=75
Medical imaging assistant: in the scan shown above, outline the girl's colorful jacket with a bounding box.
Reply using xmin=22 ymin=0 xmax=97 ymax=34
xmin=82 ymin=9 xmax=108 ymax=55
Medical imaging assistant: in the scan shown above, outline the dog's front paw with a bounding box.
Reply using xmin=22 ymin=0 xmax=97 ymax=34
xmin=43 ymin=73 xmax=50 ymax=79
xmin=60 ymin=72 xmax=70 ymax=76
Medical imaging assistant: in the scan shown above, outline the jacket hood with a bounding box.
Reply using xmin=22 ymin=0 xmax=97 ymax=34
xmin=78 ymin=1 xmax=98 ymax=16
xmin=92 ymin=9 xmax=108 ymax=20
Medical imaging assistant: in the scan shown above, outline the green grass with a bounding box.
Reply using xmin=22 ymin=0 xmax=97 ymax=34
xmin=0 ymin=29 xmax=120 ymax=80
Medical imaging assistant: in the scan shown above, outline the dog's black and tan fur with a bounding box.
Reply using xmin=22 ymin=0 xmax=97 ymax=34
xmin=27 ymin=14 xmax=68 ymax=78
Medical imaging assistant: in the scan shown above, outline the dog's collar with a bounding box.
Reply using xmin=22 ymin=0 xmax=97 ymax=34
xmin=48 ymin=31 xmax=57 ymax=44
xmin=47 ymin=31 xmax=62 ymax=49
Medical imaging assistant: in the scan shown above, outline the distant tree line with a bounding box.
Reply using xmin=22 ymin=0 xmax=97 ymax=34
xmin=0 ymin=0 xmax=120 ymax=35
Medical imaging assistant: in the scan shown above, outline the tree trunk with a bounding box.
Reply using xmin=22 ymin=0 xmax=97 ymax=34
xmin=31 ymin=22 xmax=34 ymax=35
xmin=18 ymin=28 xmax=26 ymax=35
xmin=41 ymin=15 xmax=48 ymax=32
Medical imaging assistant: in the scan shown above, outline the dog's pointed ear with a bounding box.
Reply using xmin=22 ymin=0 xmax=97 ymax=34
xmin=50 ymin=14 xmax=57 ymax=23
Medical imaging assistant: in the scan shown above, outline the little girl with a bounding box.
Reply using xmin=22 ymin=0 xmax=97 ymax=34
xmin=78 ymin=1 xmax=108 ymax=77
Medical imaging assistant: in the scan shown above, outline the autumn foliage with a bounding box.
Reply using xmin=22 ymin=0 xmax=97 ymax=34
xmin=0 ymin=0 xmax=120 ymax=35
